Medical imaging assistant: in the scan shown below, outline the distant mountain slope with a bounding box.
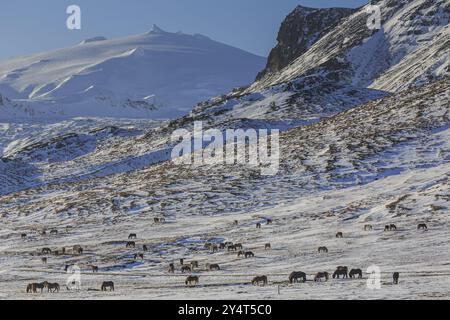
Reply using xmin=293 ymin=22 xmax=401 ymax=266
xmin=0 ymin=25 xmax=265 ymax=120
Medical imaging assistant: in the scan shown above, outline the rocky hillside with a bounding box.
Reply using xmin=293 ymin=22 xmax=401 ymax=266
xmin=256 ymin=6 xmax=356 ymax=80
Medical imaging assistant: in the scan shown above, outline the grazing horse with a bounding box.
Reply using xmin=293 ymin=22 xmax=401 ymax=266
xmin=26 ymin=283 xmax=34 ymax=293
xmin=181 ymin=265 xmax=192 ymax=273
xmin=185 ymin=276 xmax=199 ymax=286
xmin=128 ymin=233 xmax=137 ymax=239
xmin=314 ymin=272 xmax=329 ymax=282
xmin=101 ymin=281 xmax=115 ymax=291
xmin=234 ymin=243 xmax=243 ymax=250
xmin=245 ymin=251 xmax=255 ymax=258
xmin=332 ymin=266 xmax=348 ymax=279
xmin=349 ymin=269 xmax=363 ymax=279
xmin=418 ymin=223 xmax=428 ymax=230
xmin=73 ymin=245 xmax=83 ymax=255
xmin=265 ymin=243 xmax=271 ymax=250
xmin=32 ymin=282 xmax=46 ymax=293
xmin=134 ymin=253 xmax=144 ymax=260
xmin=143 ymin=245 xmax=148 ymax=252
xmin=91 ymin=265 xmax=99 ymax=273
xmin=42 ymin=248 xmax=52 ymax=254
xmin=393 ymin=272 xmax=400 ymax=285
xmin=227 ymin=245 xmax=237 ymax=252
xmin=289 ymin=271 xmax=307 ymax=284
xmin=50 ymin=229 xmax=58 ymax=235
xmin=45 ymin=282 xmax=60 ymax=293
xmin=21 ymin=233 xmax=27 ymax=239
xmin=318 ymin=247 xmax=328 ymax=253
xmin=168 ymin=263 xmax=175 ymax=273
xmin=207 ymin=264 xmax=220 ymax=271
xmin=237 ymin=251 xmax=245 ymax=257
xmin=364 ymin=225 xmax=373 ymax=231
xmin=384 ymin=225 xmax=390 ymax=231
xmin=126 ymin=241 xmax=136 ymax=248
xmin=252 ymin=276 xmax=268 ymax=286
xmin=336 ymin=232 xmax=343 ymax=238
xmin=191 ymin=261 xmax=199 ymax=269
xmin=390 ymin=224 xmax=397 ymax=231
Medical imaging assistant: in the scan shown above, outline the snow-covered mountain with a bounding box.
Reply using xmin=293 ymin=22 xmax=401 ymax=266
xmin=0 ymin=25 xmax=265 ymax=120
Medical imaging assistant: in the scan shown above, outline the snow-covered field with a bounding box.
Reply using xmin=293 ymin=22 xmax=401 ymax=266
xmin=0 ymin=161 xmax=448 ymax=300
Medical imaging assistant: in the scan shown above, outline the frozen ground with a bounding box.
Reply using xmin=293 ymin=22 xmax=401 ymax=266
xmin=0 ymin=163 xmax=448 ymax=300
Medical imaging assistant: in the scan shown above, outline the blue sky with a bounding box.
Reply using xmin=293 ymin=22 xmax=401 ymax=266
xmin=0 ymin=0 xmax=368 ymax=61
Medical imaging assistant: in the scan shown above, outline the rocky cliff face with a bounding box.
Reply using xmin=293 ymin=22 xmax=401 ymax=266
xmin=256 ymin=5 xmax=356 ymax=80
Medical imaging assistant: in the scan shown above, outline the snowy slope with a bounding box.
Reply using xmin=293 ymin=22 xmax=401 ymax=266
xmin=0 ymin=25 xmax=265 ymax=120
xmin=0 ymin=77 xmax=448 ymax=300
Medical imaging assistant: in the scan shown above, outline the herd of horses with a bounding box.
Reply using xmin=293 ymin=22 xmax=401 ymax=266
xmin=24 ymin=218 xmax=426 ymax=293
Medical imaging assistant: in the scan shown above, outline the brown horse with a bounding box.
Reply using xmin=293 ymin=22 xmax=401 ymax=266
xmin=417 ymin=223 xmax=428 ymax=230
xmin=233 ymin=220 xmax=239 ymax=226
xmin=228 ymin=245 xmax=237 ymax=252
xmin=332 ymin=266 xmax=348 ymax=279
xmin=91 ymin=265 xmax=99 ymax=273
xmin=245 ymin=251 xmax=255 ymax=258
xmin=393 ymin=272 xmax=400 ymax=285
xmin=289 ymin=271 xmax=306 ymax=283
xmin=207 ymin=263 xmax=220 ymax=271
xmin=45 ymin=282 xmax=60 ymax=293
xmin=349 ymin=269 xmax=363 ymax=279
xmin=252 ymin=276 xmax=268 ymax=286
xmin=134 ymin=253 xmax=144 ymax=260
xmin=314 ymin=272 xmax=329 ymax=282
xmin=234 ymin=243 xmax=243 ymax=250
xmin=181 ymin=265 xmax=192 ymax=273
xmin=101 ymin=281 xmax=115 ymax=291
xmin=318 ymin=246 xmax=328 ymax=253
xmin=73 ymin=245 xmax=83 ymax=254
xmin=185 ymin=276 xmax=199 ymax=286
xmin=26 ymin=283 xmax=34 ymax=293
xmin=128 ymin=233 xmax=137 ymax=239
xmin=210 ymin=244 xmax=219 ymax=253
xmin=28 ymin=282 xmax=46 ymax=293
xmin=336 ymin=232 xmax=343 ymax=238
xmin=219 ymin=243 xmax=226 ymax=250
xmin=265 ymin=243 xmax=271 ymax=250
